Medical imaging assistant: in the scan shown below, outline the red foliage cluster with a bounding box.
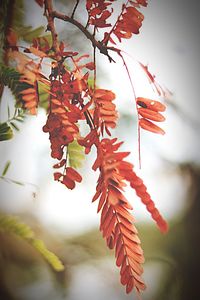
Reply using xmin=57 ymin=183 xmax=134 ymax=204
xmin=19 ymin=80 xmax=39 ymax=115
xmin=93 ymin=89 xmax=118 ymax=135
xmin=42 ymin=73 xmax=85 ymax=188
xmin=113 ymin=6 xmax=144 ymax=42
xmin=91 ymin=137 xmax=167 ymax=293
xmin=137 ymin=97 xmax=166 ymax=135
xmin=14 ymin=0 xmax=169 ymax=297
xmin=103 ymin=0 xmax=147 ymax=44
xmin=32 ymin=36 xmax=51 ymax=54
xmin=86 ymin=0 xmax=114 ymax=28
xmin=54 ymin=166 xmax=82 ymax=190
xmin=92 ymin=138 xmax=146 ymax=293
xmin=139 ymin=63 xmax=172 ymax=99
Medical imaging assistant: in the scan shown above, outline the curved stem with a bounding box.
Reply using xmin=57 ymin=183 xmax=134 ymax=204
xmin=44 ymin=0 xmax=59 ymax=54
xmin=118 ymin=51 xmax=142 ymax=168
xmin=71 ymin=0 xmax=80 ymax=19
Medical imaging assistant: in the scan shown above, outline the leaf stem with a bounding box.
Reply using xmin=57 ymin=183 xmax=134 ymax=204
xmin=71 ymin=0 xmax=80 ymax=19
xmin=118 ymin=51 xmax=142 ymax=168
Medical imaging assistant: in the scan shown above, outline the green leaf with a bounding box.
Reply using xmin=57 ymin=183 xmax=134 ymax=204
xmin=0 ymin=214 xmax=34 ymax=239
xmin=1 ymin=160 xmax=11 ymax=176
xmin=7 ymin=105 xmax=10 ymax=118
xmin=9 ymin=179 xmax=24 ymax=186
xmin=10 ymin=121 xmax=20 ymax=131
xmin=0 ymin=213 xmax=65 ymax=272
xmin=38 ymin=81 xmax=50 ymax=110
xmin=0 ymin=122 xmax=13 ymax=141
xmin=88 ymin=77 xmax=95 ymax=89
xmin=21 ymin=26 xmax=44 ymax=43
xmin=68 ymin=140 xmax=85 ymax=169
xmin=0 ymin=64 xmax=33 ymax=104
xmin=31 ymin=239 xmax=65 ymax=272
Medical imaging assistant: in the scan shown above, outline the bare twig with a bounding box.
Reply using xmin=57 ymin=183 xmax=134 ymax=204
xmin=43 ymin=1 xmax=121 ymax=63
xmin=50 ymin=10 xmax=116 ymax=62
xmin=71 ymin=0 xmax=80 ymax=19
xmin=44 ymin=0 xmax=60 ymax=57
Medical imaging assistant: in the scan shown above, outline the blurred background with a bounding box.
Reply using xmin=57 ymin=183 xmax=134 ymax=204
xmin=0 ymin=0 xmax=200 ymax=299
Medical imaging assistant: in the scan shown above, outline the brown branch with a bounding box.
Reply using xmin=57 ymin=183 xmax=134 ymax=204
xmin=71 ymin=0 xmax=80 ymax=19
xmin=50 ymin=10 xmax=116 ymax=62
xmin=43 ymin=1 xmax=122 ymax=63
xmin=44 ymin=0 xmax=60 ymax=58
xmin=0 ymin=0 xmax=15 ymax=101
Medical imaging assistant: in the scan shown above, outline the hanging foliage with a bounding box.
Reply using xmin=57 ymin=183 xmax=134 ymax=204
xmin=0 ymin=0 xmax=169 ymax=297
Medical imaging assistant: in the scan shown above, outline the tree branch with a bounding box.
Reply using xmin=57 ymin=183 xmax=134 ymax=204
xmin=44 ymin=0 xmax=60 ymax=57
xmin=50 ymin=10 xmax=116 ymax=62
xmin=71 ymin=0 xmax=80 ymax=19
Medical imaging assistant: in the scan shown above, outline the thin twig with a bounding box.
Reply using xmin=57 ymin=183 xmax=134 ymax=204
xmin=0 ymin=0 xmax=15 ymax=101
xmin=118 ymin=51 xmax=142 ymax=168
xmin=51 ymin=10 xmax=115 ymax=62
xmin=71 ymin=0 xmax=80 ymax=19
xmin=44 ymin=0 xmax=60 ymax=56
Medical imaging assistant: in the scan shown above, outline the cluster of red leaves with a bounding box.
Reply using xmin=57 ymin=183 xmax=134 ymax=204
xmin=42 ymin=75 xmax=84 ymax=188
xmin=13 ymin=1 xmax=169 ymax=297
xmin=137 ymin=97 xmax=166 ymax=135
xmin=139 ymin=63 xmax=172 ymax=99
xmin=19 ymin=80 xmax=39 ymax=115
xmin=103 ymin=0 xmax=147 ymax=44
xmin=42 ymin=51 xmax=101 ymax=188
xmin=91 ymin=137 xmax=167 ymax=294
xmin=86 ymin=0 xmax=115 ymax=28
xmin=118 ymin=159 xmax=168 ymax=233
xmin=54 ymin=165 xmax=82 ymax=190
xmin=93 ymin=89 xmax=118 ymax=135
xmin=32 ymin=36 xmax=51 ymax=54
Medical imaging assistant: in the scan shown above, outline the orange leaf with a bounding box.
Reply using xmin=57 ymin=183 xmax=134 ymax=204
xmin=7 ymin=29 xmax=17 ymax=46
xmin=103 ymin=214 xmax=116 ymax=238
xmin=137 ymin=97 xmax=166 ymax=112
xmin=29 ymin=46 xmax=46 ymax=58
xmin=126 ymin=277 xmax=135 ymax=294
xmin=20 ymin=88 xmax=36 ymax=95
xmin=65 ymin=167 xmax=82 ymax=183
xmin=24 ymin=101 xmax=37 ymax=109
xmin=62 ymin=176 xmax=75 ymax=190
xmin=138 ymin=107 xmax=165 ymax=122
xmin=22 ymin=94 xmax=36 ymax=101
xmin=139 ymin=118 xmax=165 ymax=135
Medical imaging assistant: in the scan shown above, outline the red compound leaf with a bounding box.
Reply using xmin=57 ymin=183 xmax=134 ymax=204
xmin=60 ymin=167 xmax=82 ymax=189
xmin=139 ymin=63 xmax=172 ymax=99
xmin=7 ymin=1 xmax=170 ymax=298
xmin=93 ymin=89 xmax=118 ymax=135
xmin=137 ymin=97 xmax=166 ymax=112
xmin=19 ymin=80 xmax=39 ymax=115
xmin=104 ymin=1 xmax=146 ymax=44
xmin=65 ymin=167 xmax=82 ymax=183
xmin=86 ymin=0 xmax=114 ymax=29
xmin=92 ymin=138 xmax=150 ymax=295
xmin=118 ymin=161 xmax=168 ymax=233
xmin=136 ymin=97 xmax=166 ymax=135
